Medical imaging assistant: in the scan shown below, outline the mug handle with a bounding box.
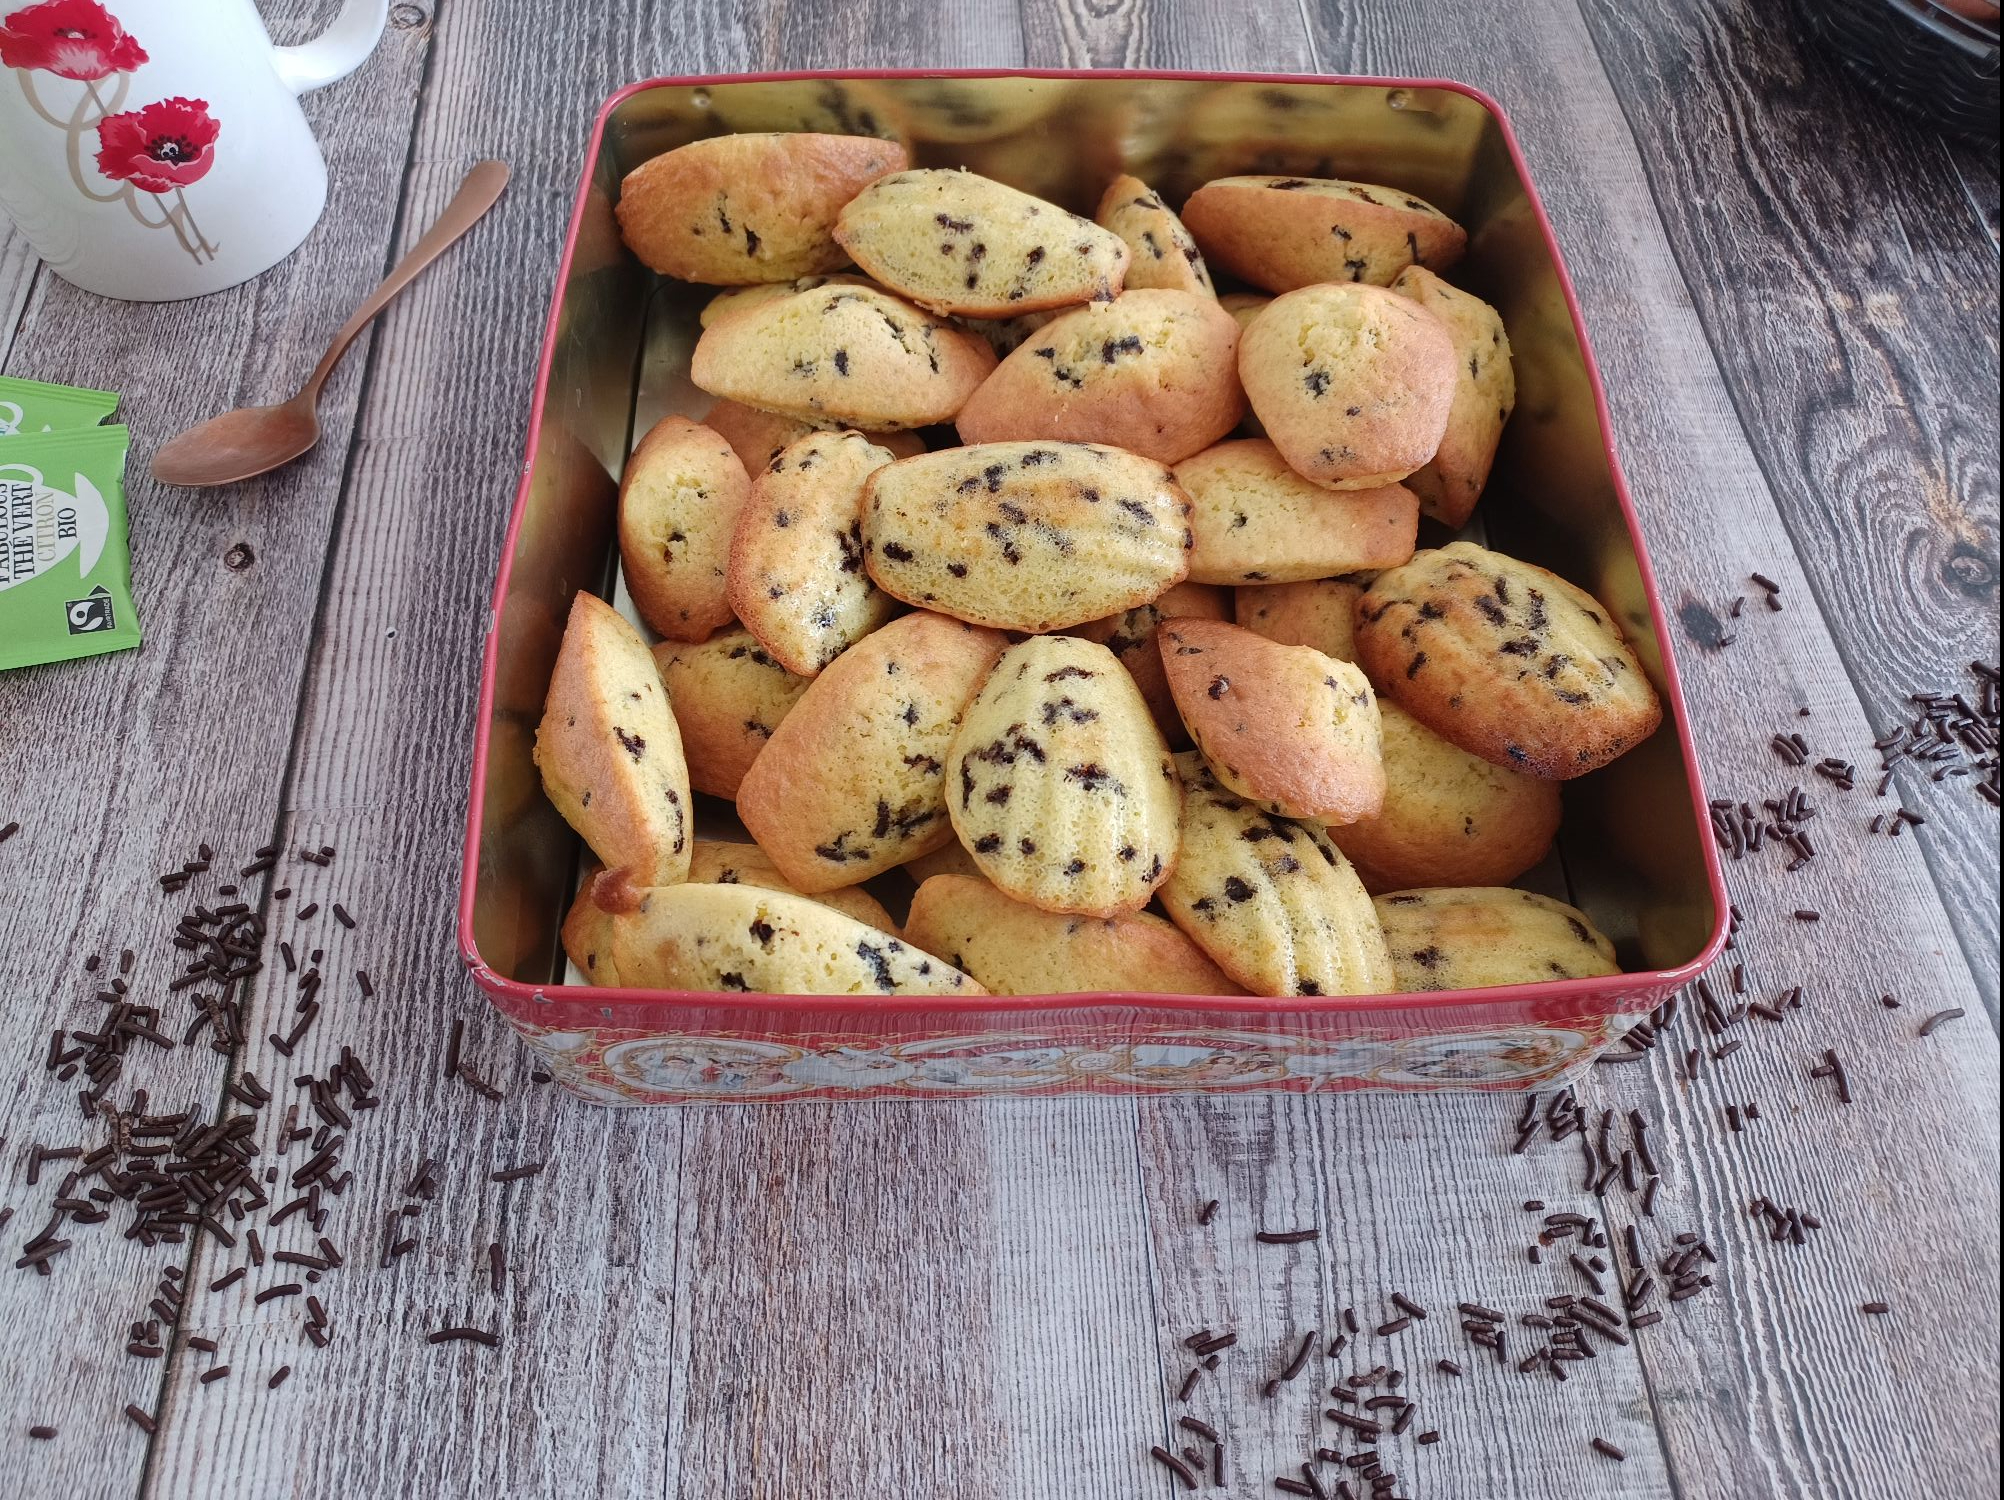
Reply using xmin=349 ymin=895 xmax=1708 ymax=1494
xmin=271 ymin=0 xmax=391 ymax=95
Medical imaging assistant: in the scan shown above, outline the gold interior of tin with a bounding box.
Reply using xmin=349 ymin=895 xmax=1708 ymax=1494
xmin=471 ymin=74 xmax=1719 ymax=989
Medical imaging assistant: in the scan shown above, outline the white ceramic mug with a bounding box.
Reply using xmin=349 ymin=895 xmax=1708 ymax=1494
xmin=0 ymin=0 xmax=387 ymax=300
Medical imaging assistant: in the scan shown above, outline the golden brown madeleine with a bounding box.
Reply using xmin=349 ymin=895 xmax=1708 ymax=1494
xmin=1175 ymin=439 xmax=1418 ymax=584
xmin=685 ymin=840 xmax=898 ymax=935
xmin=1073 ymin=580 xmax=1233 ymax=746
xmin=736 ymin=610 xmax=1008 ymax=891
xmin=1181 ymin=175 xmax=1466 ymax=293
xmin=863 ymin=441 xmax=1193 ymax=633
xmin=1354 ymin=542 xmax=1664 ymax=779
xmin=689 ymin=282 xmax=996 ymax=430
xmin=615 ymin=133 xmax=908 ymax=284
xmin=905 ymin=874 xmax=1239 ymax=995
xmin=699 ymin=275 xmax=875 ymax=328
xmin=1388 ymin=266 xmax=1515 ymax=529
xmin=1159 ymin=753 xmax=1394 ymax=998
xmin=618 ymin=415 xmax=750 ymax=643
xmin=561 ymin=850 xmax=894 ymax=975
xmin=727 ymin=431 xmax=904 ymax=676
xmin=701 ymin=398 xmax=925 ymax=475
xmin=833 ymin=168 xmax=1130 ymax=317
xmin=533 ymin=593 xmax=692 ymax=887
xmin=954 ymin=290 xmax=1244 ymax=464
xmin=650 ymin=628 xmax=810 ymax=799
xmin=1238 ymin=284 xmax=1457 ymax=491
xmin=1374 ymin=887 xmax=1618 ymax=992
xmin=1326 ymin=701 xmax=1561 ymax=892
xmin=559 ymin=865 xmax=639 ymax=986
xmin=607 ymin=883 xmax=982 ymax=995
xmin=944 ymin=635 xmax=1182 ymax=917
xmin=1235 ymin=578 xmax=1367 ymax=663
xmin=1159 ymin=617 xmax=1385 ymax=825
xmin=1093 ymin=175 xmax=1214 ymax=296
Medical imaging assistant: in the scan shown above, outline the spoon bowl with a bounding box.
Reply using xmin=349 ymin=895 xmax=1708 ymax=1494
xmin=150 ymin=158 xmax=509 ymax=488
xmin=150 ymin=396 xmax=323 ymax=487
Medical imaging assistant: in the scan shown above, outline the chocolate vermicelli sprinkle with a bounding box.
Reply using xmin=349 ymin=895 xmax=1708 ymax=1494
xmin=1918 ymin=1008 xmax=1966 ymax=1038
xmin=1148 ymin=1446 xmax=1199 ymax=1489
xmin=1196 ymin=1198 xmax=1219 ymax=1225
xmin=1255 ymin=1229 xmax=1319 ymax=1245
xmin=427 ymin=1326 xmax=501 ymax=1347
xmin=1175 ymin=1368 xmax=1201 ymax=1402
xmin=123 ymin=1404 xmax=156 ymax=1433
xmin=268 ymin=1366 xmax=290 ymax=1389
xmin=1861 ymin=1302 xmax=1890 ymax=1315
xmin=28 ymin=1425 xmax=56 ymax=1439
xmin=199 ymin=1366 xmax=230 ymax=1384
xmin=1389 ymin=1293 xmax=1428 ymax=1320
xmin=490 ymin=1162 xmax=545 ymax=1183
xmin=1177 ymin=1416 xmax=1218 ymax=1443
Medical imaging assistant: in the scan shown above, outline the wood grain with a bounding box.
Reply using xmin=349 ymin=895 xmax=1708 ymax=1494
xmin=1573 ymin=0 xmax=2002 ymax=1000
xmin=1294 ymin=2 xmax=2001 ymax=1496
xmin=0 ymin=6 xmax=435 ymax=1497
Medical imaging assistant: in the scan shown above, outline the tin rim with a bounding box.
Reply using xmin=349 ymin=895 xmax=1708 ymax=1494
xmin=457 ymin=67 xmax=1733 ymax=1019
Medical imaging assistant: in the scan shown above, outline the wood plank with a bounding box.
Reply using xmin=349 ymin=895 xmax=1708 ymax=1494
xmin=140 ymin=4 xmax=1160 ymax=1498
xmin=1572 ymin=0 xmax=2001 ymax=997
xmin=0 ymin=7 xmax=437 ymax=1496
xmin=1293 ymin=2 xmax=2001 ymax=1494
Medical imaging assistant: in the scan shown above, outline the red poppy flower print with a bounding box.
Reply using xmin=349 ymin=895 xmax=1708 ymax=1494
xmin=95 ymin=96 xmax=221 ymax=194
xmin=0 ymin=0 xmax=147 ymax=81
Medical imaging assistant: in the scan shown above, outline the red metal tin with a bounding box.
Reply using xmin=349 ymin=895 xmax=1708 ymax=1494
xmin=458 ymin=71 xmax=1730 ymax=1105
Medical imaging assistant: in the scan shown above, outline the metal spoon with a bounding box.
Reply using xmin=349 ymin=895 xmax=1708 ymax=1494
xmin=151 ymin=159 xmax=511 ymax=487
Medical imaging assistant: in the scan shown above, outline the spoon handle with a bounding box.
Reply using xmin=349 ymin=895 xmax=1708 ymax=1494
xmin=301 ymin=158 xmax=511 ymax=400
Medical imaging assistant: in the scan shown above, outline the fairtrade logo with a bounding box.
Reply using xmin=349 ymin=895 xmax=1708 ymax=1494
xmin=66 ymin=582 xmax=116 ymax=633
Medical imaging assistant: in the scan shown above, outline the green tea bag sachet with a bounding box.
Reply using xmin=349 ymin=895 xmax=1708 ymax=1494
xmin=1 ymin=425 xmax=143 ymax=671
xmin=0 ymin=375 xmax=120 ymax=436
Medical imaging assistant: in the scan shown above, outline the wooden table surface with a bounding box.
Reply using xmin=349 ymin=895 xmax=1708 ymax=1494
xmin=1 ymin=1 xmax=1997 ymax=1496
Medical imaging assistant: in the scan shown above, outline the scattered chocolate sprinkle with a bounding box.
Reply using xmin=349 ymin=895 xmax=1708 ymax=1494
xmin=427 ymin=1326 xmax=501 ymax=1347
xmin=1149 ymin=1445 xmax=1199 ymax=1488
xmin=1256 ymin=1229 xmax=1318 ymax=1245
xmin=1591 ymin=1437 xmax=1626 ymax=1461
xmin=1918 ymin=1008 xmax=1966 ymax=1038
xmin=268 ymin=1366 xmax=290 ymax=1389
xmin=123 ymin=1404 xmax=155 ymax=1433
xmin=1197 ymin=1199 xmax=1219 ymax=1225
